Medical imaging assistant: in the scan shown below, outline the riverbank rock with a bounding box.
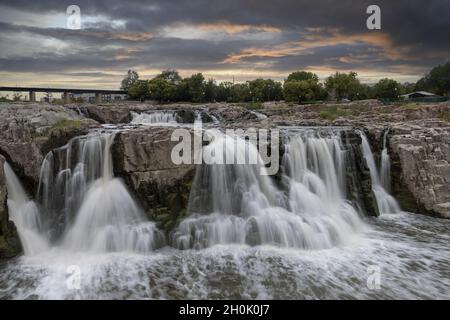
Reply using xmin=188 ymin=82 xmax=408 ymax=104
xmin=389 ymin=120 xmax=450 ymax=218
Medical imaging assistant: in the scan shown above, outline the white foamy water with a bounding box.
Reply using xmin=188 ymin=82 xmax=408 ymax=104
xmin=358 ymin=130 xmax=400 ymax=215
xmin=3 ymin=163 xmax=49 ymax=256
xmin=131 ymin=111 xmax=179 ymax=125
xmin=0 ymin=212 xmax=448 ymax=299
xmin=380 ymin=129 xmax=392 ymax=192
xmin=1 ymin=127 xmax=448 ymax=300
xmin=172 ymin=129 xmax=363 ymax=250
xmin=4 ymin=133 xmax=164 ymax=256
xmin=250 ymin=110 xmax=268 ymax=120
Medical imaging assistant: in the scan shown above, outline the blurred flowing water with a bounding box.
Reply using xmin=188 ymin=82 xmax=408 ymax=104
xmin=358 ymin=130 xmax=400 ymax=215
xmin=0 ymin=128 xmax=448 ymax=299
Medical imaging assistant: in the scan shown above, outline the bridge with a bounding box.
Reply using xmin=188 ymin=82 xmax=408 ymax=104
xmin=0 ymin=86 xmax=127 ymax=103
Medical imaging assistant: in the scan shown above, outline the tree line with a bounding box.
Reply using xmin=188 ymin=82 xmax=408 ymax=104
xmin=121 ymin=61 xmax=450 ymax=103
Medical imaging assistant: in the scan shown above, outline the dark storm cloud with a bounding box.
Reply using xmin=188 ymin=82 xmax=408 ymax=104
xmin=0 ymin=32 xmax=256 ymax=73
xmin=2 ymin=0 xmax=449 ymax=42
xmin=0 ymin=0 xmax=449 ymax=81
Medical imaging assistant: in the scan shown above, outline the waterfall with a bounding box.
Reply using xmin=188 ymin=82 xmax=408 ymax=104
xmin=61 ymin=134 xmax=164 ymax=253
xmin=36 ymin=134 xmax=107 ymax=238
xmin=250 ymin=110 xmax=268 ymax=120
xmin=131 ymin=111 xmax=178 ymax=125
xmin=358 ymin=130 xmax=400 ymax=215
xmin=380 ymin=129 xmax=391 ymax=192
xmin=194 ymin=111 xmax=202 ymax=125
xmin=4 ymin=133 xmax=164 ymax=255
xmin=172 ymin=129 xmax=363 ymax=250
xmin=3 ymin=163 xmax=49 ymax=255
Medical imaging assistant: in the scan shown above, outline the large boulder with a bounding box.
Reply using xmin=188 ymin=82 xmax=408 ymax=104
xmin=112 ymin=126 xmax=197 ymax=231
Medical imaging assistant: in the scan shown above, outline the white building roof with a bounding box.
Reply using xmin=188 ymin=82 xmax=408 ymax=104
xmin=401 ymin=91 xmax=437 ymax=97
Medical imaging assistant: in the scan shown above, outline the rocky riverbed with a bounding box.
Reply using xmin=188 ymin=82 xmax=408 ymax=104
xmin=1 ymin=100 xmax=449 ymax=258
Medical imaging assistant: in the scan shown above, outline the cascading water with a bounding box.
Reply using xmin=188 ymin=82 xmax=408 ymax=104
xmin=380 ymin=129 xmax=391 ymax=192
xmin=358 ymin=130 xmax=400 ymax=215
xmin=1 ymin=126 xmax=448 ymax=300
xmin=131 ymin=109 xmax=219 ymax=127
xmin=250 ymin=110 xmax=268 ymax=120
xmin=131 ymin=111 xmax=179 ymax=125
xmin=172 ymin=129 xmax=363 ymax=250
xmin=3 ymin=163 xmax=49 ymax=255
xmin=4 ymin=133 xmax=164 ymax=255
xmin=36 ymin=133 xmax=108 ymax=239
xmin=60 ymin=134 xmax=163 ymax=253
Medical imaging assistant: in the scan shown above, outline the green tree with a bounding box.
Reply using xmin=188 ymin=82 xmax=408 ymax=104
xmin=355 ymin=83 xmax=371 ymax=100
xmin=284 ymin=71 xmax=326 ymax=102
xmin=233 ymin=83 xmax=251 ymax=102
xmin=286 ymin=71 xmax=319 ymax=83
xmin=121 ymin=69 xmax=139 ymax=91
xmin=247 ymin=79 xmax=283 ymax=102
xmin=128 ymin=80 xmax=150 ymax=100
xmin=174 ymin=79 xmax=189 ymax=101
xmin=283 ymin=81 xmax=314 ymax=103
xmin=400 ymin=82 xmax=416 ymax=95
xmin=186 ymin=73 xmax=206 ymax=102
xmin=415 ymin=61 xmax=450 ymax=96
xmin=216 ymin=82 xmax=233 ymax=102
xmin=325 ymin=72 xmax=362 ymax=101
xmin=372 ymin=78 xmax=401 ymax=100
xmin=204 ymin=79 xmax=217 ymax=102
xmin=262 ymin=79 xmax=283 ymax=101
xmin=248 ymin=79 xmax=265 ymax=102
xmin=148 ymin=78 xmax=175 ymax=102
xmin=156 ymin=69 xmax=182 ymax=84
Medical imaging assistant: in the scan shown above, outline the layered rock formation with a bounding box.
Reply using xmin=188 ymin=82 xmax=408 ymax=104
xmin=389 ymin=121 xmax=450 ymax=217
xmin=112 ymin=127 xmax=196 ymax=231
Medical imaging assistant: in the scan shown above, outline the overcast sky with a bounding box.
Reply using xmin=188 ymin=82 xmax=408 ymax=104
xmin=0 ymin=0 xmax=449 ymax=89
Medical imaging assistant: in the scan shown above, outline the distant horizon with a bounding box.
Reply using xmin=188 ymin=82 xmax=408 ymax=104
xmin=1 ymin=1 xmax=449 ymax=89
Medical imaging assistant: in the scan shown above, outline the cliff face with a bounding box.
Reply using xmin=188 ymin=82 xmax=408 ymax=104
xmin=389 ymin=120 xmax=450 ymax=218
xmin=0 ymin=154 xmax=21 ymax=258
xmin=341 ymin=131 xmax=380 ymax=217
xmin=112 ymin=127 xmax=196 ymax=231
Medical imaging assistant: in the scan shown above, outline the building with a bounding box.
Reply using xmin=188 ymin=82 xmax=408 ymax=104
xmin=70 ymin=93 xmax=128 ymax=103
xmin=401 ymin=91 xmax=440 ymax=100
